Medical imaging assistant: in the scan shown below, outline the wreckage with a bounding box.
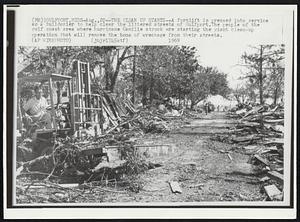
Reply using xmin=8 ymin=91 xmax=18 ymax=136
xmin=18 ymin=60 xmax=137 ymax=140
xmin=212 ymin=104 xmax=285 ymax=200
xmin=16 ymin=60 xmax=285 ymax=202
xmin=16 ymin=60 xmax=177 ymax=195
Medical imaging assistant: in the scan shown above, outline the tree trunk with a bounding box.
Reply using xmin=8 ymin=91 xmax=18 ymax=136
xmin=142 ymin=72 xmax=147 ymax=106
xmin=149 ymin=72 xmax=155 ymax=104
xmin=104 ymin=51 xmax=112 ymax=91
xmin=190 ymin=100 xmax=196 ymax=110
xmin=259 ymin=45 xmax=264 ymax=105
xmin=273 ymin=88 xmax=278 ymax=105
xmin=56 ymin=82 xmax=61 ymax=104
xmin=131 ymin=46 xmax=136 ymax=104
xmin=178 ymin=92 xmax=181 ymax=109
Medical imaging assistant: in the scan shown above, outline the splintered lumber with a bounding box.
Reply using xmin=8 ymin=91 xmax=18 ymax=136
xmin=16 ymin=166 xmax=24 ymax=177
xmin=264 ymin=138 xmax=284 ymax=146
xmin=259 ymin=146 xmax=278 ymax=154
xmin=263 ymin=119 xmax=284 ymax=125
xmin=267 ymin=171 xmax=284 ymax=184
xmin=169 ymin=181 xmax=182 ymax=194
xmin=242 ymin=106 xmax=264 ymax=118
xmin=259 ymin=176 xmax=270 ymax=182
xmin=273 ymin=125 xmax=284 ymax=133
xmin=244 ymin=145 xmax=259 ymax=150
xmin=19 ymin=152 xmax=54 ymax=172
xmin=254 ymin=154 xmax=269 ymax=166
xmin=238 ymin=122 xmax=260 ymax=127
xmin=188 ymin=183 xmax=204 ymax=188
xmin=268 ymin=146 xmax=278 ymax=151
xmin=232 ymin=135 xmax=260 ymax=143
xmin=102 ymin=104 xmax=118 ymax=126
xmin=236 ymin=109 xmax=247 ymax=115
xmin=227 ymin=153 xmax=233 ymax=161
xmin=264 ymin=184 xmax=282 ymax=200
xmin=91 ymin=160 xmax=127 ymax=173
xmin=276 ymin=168 xmax=284 ymax=173
xmin=57 ymin=183 xmax=79 ymax=188
xmin=270 ymin=105 xmax=279 ymax=113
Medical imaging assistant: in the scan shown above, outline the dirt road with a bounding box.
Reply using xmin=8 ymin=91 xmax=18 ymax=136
xmin=100 ymin=112 xmax=266 ymax=203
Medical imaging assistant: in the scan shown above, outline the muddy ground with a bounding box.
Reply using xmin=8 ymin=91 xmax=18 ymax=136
xmin=95 ymin=111 xmax=267 ymax=203
xmin=17 ymin=111 xmax=272 ymax=204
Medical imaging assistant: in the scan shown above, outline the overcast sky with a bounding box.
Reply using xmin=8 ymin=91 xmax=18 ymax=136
xmin=194 ymin=42 xmax=253 ymax=89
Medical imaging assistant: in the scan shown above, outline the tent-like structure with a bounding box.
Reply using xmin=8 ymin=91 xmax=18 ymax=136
xmin=197 ymin=95 xmax=237 ymax=111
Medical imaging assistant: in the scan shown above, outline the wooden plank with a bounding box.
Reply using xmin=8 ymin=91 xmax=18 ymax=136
xmin=244 ymin=145 xmax=259 ymax=150
xmin=188 ymin=183 xmax=204 ymax=188
xmin=264 ymin=184 xmax=282 ymax=200
xmin=100 ymin=96 xmax=104 ymax=133
xmin=238 ymin=122 xmax=260 ymax=127
xmin=87 ymin=62 xmax=91 ymax=93
xmin=169 ymin=181 xmax=182 ymax=194
xmin=80 ymin=147 xmax=103 ymax=156
xmin=102 ymin=104 xmax=118 ymax=126
xmin=259 ymin=176 xmax=270 ymax=182
xmin=48 ymin=78 xmax=57 ymax=129
xmin=92 ymin=160 xmax=127 ymax=173
xmin=74 ymin=107 xmax=103 ymax=111
xmin=69 ymin=80 xmax=75 ymax=133
xmin=254 ymin=154 xmax=269 ymax=166
xmin=232 ymin=135 xmax=260 ymax=143
xmin=264 ymin=138 xmax=284 ymax=146
xmin=275 ymin=168 xmax=284 ymax=173
xmin=263 ymin=119 xmax=284 ymax=124
xmin=16 ymin=166 xmax=24 ymax=177
xmin=267 ymin=171 xmax=284 ymax=183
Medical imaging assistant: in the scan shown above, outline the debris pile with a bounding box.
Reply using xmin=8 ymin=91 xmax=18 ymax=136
xmin=214 ymin=104 xmax=284 ymax=201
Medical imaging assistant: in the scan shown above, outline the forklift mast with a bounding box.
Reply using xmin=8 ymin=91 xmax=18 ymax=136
xmin=71 ymin=60 xmax=103 ymax=136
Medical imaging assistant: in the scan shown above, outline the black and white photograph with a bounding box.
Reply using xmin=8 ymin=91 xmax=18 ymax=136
xmin=15 ymin=44 xmax=286 ymax=204
xmin=3 ymin=4 xmax=296 ymax=219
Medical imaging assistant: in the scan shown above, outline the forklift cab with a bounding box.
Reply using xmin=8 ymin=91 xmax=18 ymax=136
xmin=18 ymin=73 xmax=74 ymax=140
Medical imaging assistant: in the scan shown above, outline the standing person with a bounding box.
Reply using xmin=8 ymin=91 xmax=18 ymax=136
xmin=205 ymin=102 xmax=208 ymax=115
xmin=23 ymin=85 xmax=52 ymax=129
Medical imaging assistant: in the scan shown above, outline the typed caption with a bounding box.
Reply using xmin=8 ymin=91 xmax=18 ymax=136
xmin=31 ymin=17 xmax=270 ymax=44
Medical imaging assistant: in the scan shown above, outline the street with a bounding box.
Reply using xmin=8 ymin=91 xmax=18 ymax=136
xmin=96 ymin=112 xmax=265 ymax=203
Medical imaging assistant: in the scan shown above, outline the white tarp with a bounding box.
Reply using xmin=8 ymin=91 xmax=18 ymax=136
xmin=197 ymin=95 xmax=237 ymax=109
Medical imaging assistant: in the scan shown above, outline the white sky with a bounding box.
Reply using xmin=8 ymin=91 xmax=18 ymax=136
xmin=194 ymin=42 xmax=252 ymax=89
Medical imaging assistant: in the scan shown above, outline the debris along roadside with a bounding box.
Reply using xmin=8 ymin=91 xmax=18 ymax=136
xmin=212 ymin=104 xmax=284 ymax=201
xmin=16 ymin=101 xmax=187 ymax=203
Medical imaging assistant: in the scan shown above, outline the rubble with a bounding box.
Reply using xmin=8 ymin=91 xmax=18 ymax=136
xmin=267 ymin=171 xmax=284 ymax=184
xmin=264 ymin=184 xmax=283 ymax=200
xmin=16 ymin=98 xmax=285 ymax=203
xmin=222 ymin=104 xmax=285 ymax=199
xmin=169 ymin=181 xmax=182 ymax=194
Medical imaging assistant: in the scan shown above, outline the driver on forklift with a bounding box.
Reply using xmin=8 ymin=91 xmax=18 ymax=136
xmin=23 ymin=85 xmax=52 ymax=129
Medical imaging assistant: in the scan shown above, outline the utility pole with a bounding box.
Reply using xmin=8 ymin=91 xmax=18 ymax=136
xmin=259 ymin=45 xmax=264 ymax=105
xmin=132 ymin=46 xmax=136 ymax=104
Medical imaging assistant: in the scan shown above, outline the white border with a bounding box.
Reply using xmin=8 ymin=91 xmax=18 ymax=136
xmin=3 ymin=4 xmax=297 ymax=219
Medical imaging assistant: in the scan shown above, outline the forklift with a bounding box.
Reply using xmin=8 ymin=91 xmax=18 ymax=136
xmin=18 ymin=73 xmax=73 ymax=150
xmin=17 ymin=60 xmax=104 ymax=155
